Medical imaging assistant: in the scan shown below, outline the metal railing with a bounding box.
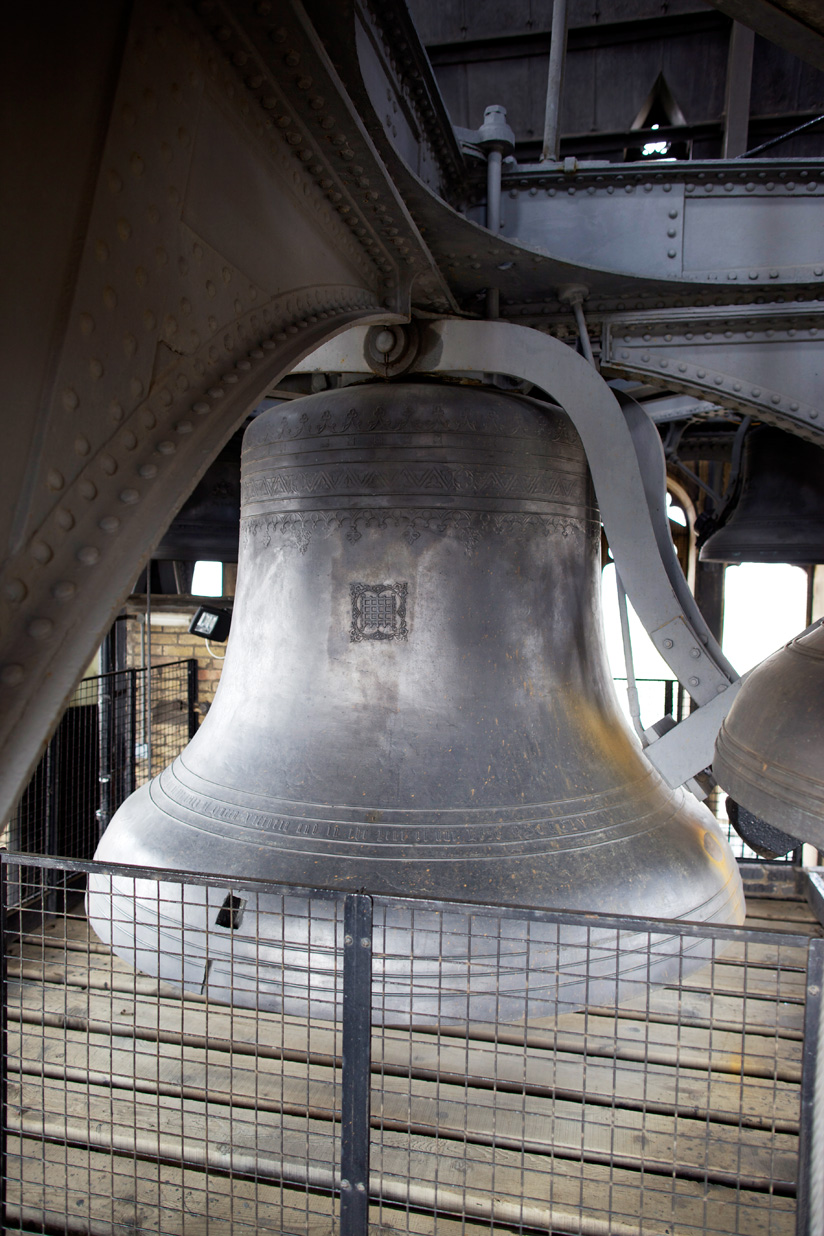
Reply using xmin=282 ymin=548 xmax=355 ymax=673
xmin=0 ymin=852 xmax=821 ymax=1236
xmin=1 ymin=661 xmax=197 ymax=907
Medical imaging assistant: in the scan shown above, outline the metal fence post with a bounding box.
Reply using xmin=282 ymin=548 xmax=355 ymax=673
xmin=0 ymin=857 xmax=8 ymax=1229
xmin=797 ymin=936 xmax=824 ymax=1236
xmin=186 ymin=658 xmax=199 ymax=739
xmin=341 ymin=893 xmax=373 ymax=1236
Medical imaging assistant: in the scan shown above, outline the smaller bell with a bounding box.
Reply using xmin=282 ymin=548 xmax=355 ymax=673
xmin=700 ymin=427 xmax=824 ymax=564
xmin=154 ymin=429 xmax=242 ymax=562
xmin=713 ymin=620 xmax=824 ymax=848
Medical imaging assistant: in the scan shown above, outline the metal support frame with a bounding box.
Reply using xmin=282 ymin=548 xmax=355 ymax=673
xmin=540 ymin=0 xmax=568 ymax=163
xmin=340 ymin=893 xmax=374 ymax=1236
xmin=722 ymin=22 xmax=755 ymax=159
xmin=797 ymin=937 xmax=824 ymax=1236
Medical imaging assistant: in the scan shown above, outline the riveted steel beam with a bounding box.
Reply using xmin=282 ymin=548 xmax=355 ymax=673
xmin=601 ymin=304 xmax=824 ymax=443
xmin=0 ymin=0 xmax=449 ymax=817
xmin=485 ymin=161 xmax=824 ymax=292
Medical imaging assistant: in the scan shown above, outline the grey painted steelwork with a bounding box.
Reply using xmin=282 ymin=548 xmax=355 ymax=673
xmin=700 ymin=427 xmax=824 ymax=563
xmin=714 ymin=620 xmax=824 ymax=847
xmin=88 ymin=384 xmax=743 ymax=1016
xmin=601 ymin=304 xmax=824 ymax=439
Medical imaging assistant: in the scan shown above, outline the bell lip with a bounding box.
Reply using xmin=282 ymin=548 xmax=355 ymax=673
xmin=714 ymin=736 xmax=824 ymax=850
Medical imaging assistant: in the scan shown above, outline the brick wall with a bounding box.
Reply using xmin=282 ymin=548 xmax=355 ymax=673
xmin=123 ymin=598 xmax=230 ymax=719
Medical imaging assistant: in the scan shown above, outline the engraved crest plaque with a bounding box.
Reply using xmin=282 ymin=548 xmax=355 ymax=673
xmin=350 ymin=582 xmax=408 ymax=642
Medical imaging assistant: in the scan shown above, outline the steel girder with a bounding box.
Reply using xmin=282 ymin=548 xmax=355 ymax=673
xmin=0 ymin=0 xmax=452 ymax=815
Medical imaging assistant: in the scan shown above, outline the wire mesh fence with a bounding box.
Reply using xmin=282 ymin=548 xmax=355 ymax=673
xmin=1 ymin=853 xmax=821 ymax=1236
xmin=1 ymin=661 xmax=197 ymax=908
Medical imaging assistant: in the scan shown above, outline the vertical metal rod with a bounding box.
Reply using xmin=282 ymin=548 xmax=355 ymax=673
xmin=485 ymin=149 xmax=502 ymax=320
xmin=797 ymin=937 xmax=824 ymax=1236
xmin=571 ymin=300 xmax=595 ymax=367
xmin=540 ymin=0 xmax=568 ymax=163
xmin=664 ymin=679 xmax=674 ymax=719
xmin=187 ymin=658 xmax=199 ymax=740
xmin=127 ymin=668 xmax=137 ymax=796
xmin=722 ymin=21 xmax=755 ymax=159
xmin=146 ymin=562 xmax=152 ymax=775
xmin=97 ymin=673 xmax=113 ymax=840
xmin=615 ymin=570 xmax=646 ymax=742
xmin=340 ymin=893 xmax=373 ymax=1236
xmin=0 ymin=859 xmax=7 ymax=1230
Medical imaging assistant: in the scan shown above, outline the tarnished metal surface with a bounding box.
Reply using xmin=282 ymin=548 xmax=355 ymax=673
xmin=297 ymin=319 xmax=740 ymax=706
xmin=714 ymin=620 xmax=824 ymax=847
xmin=88 ymin=384 xmax=743 ymax=1014
xmin=701 ymin=427 xmax=824 ymax=563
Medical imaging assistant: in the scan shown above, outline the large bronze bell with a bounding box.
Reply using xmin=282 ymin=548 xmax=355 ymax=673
xmin=88 ymin=384 xmax=743 ymax=1020
xmin=700 ymin=426 xmax=824 ymax=564
xmin=714 ymin=619 xmax=824 ymax=847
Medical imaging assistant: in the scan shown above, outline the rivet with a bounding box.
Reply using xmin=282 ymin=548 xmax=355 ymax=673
xmin=135 ymin=266 xmax=148 ymax=289
xmin=811 ymin=410 xmax=819 ymax=419
xmin=668 ymin=209 xmax=678 ymax=219
xmin=688 ymin=676 xmax=700 ymax=687
xmin=119 ymin=488 xmax=140 ymax=504
xmin=192 ymin=402 xmax=210 ymax=415
xmin=1 ymin=665 xmax=24 ymax=686
xmin=63 ymin=389 xmax=80 ymax=413
xmin=733 ymin=382 xmax=742 ymax=391
xmin=95 ymin=240 xmax=109 ymax=262
xmin=100 ymin=453 xmax=117 ymax=475
xmin=77 ymin=545 xmax=100 ymax=565
xmin=690 ymin=647 xmax=701 ymax=659
xmin=79 ymin=480 xmax=97 ymax=501
xmin=815 ymin=268 xmax=824 ymax=277
xmin=110 ymin=400 xmax=124 ymax=422
xmin=208 ymin=386 xmax=225 ymax=399
xmin=117 ymin=218 xmax=132 ymax=242
xmin=55 ymin=508 xmax=74 ymax=530
xmin=108 ymin=170 xmax=123 ymax=193
xmin=79 ymin=313 xmax=95 ymax=336
xmin=250 ymin=348 xmax=264 ymax=360
xmin=667 ymin=249 xmax=677 ymax=259
xmin=122 ymin=431 xmax=137 ymax=450
xmin=103 ymin=286 xmax=117 ymax=310
xmin=663 ymin=638 xmax=674 ymax=649
xmin=47 ymin=469 xmax=64 ymax=491
xmin=236 ymin=359 xmax=252 ymax=371
xmin=4 ymin=579 xmax=27 ymax=603
xmin=139 ymin=463 xmax=158 ymax=478
xmin=641 ymin=352 xmax=650 ymax=362
xmin=157 ymin=441 xmax=176 ymax=455
xmin=31 ymin=539 xmax=52 ymax=564
xmin=751 ymin=387 xmax=762 ymax=396
xmin=143 ymin=409 xmax=157 ymax=429
xmin=89 ymin=358 xmax=104 ymax=380
xmin=678 ymin=363 xmax=687 ymax=373
xmin=262 ymin=339 xmax=277 ymax=350
xmin=771 ymin=394 xmax=781 ymax=404
xmin=52 ymin=580 xmax=76 ymax=600
xmin=714 ymin=376 xmax=723 ymax=386
xmin=696 ymin=369 xmax=706 ymax=379
xmin=667 ymin=228 xmax=676 ymax=238
xmin=175 ymin=420 xmax=193 ymax=434
xmin=620 ymin=351 xmax=629 ymax=360
xmin=130 ymin=153 xmax=144 ymax=177
xmin=790 ymin=402 xmax=799 ymax=411
xmin=28 ymin=618 xmax=54 ymax=641
xmin=99 ymin=516 xmax=120 ymax=533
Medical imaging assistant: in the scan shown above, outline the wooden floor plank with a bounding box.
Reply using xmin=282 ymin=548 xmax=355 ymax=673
xmin=9 ymin=1022 xmax=798 ymax=1189
xmin=7 ymin=982 xmax=803 ymax=1130
xmin=12 ymin=1080 xmax=796 ymax=1236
